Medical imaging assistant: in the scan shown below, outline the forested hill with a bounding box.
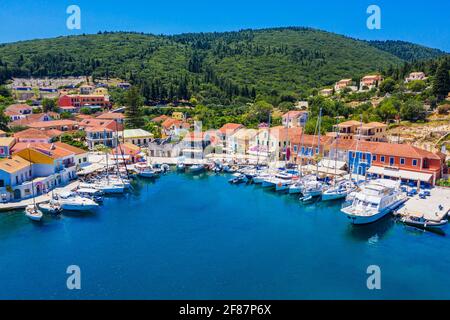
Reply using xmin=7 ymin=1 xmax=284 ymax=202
xmin=367 ymin=40 xmax=447 ymax=62
xmin=0 ymin=27 xmax=444 ymax=104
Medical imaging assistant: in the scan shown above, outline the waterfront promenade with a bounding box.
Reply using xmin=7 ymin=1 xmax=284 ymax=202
xmin=0 ymin=180 xmax=80 ymax=212
xmin=395 ymin=187 xmax=450 ymax=221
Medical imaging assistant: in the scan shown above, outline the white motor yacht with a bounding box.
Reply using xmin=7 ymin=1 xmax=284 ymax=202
xmin=341 ymin=179 xmax=407 ymax=225
xmin=57 ymin=192 xmax=99 ymax=212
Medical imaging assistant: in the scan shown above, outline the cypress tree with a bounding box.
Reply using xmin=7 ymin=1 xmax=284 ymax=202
xmin=433 ymin=61 xmax=450 ymax=99
xmin=124 ymin=86 xmax=145 ymax=129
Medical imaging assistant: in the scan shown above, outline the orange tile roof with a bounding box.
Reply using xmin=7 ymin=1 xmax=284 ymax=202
xmin=151 ymin=115 xmax=170 ymax=123
xmin=218 ymin=123 xmax=244 ymax=134
xmin=96 ymin=112 xmax=124 ymax=120
xmin=13 ymin=143 xmax=75 ymax=159
xmin=6 ymin=104 xmax=32 ymax=113
xmin=14 ymin=128 xmax=51 ymax=140
xmin=27 ymin=119 xmax=78 ymax=129
xmin=54 ymin=142 xmax=87 ymax=155
xmin=0 ymin=155 xmax=31 ymax=173
xmin=331 ymin=139 xmax=442 ymax=160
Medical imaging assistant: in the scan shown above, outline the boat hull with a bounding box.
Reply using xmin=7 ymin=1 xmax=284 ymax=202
xmin=321 ymin=192 xmax=347 ymax=201
xmin=342 ymin=198 xmax=407 ymax=225
xmin=61 ymin=203 xmax=98 ymax=212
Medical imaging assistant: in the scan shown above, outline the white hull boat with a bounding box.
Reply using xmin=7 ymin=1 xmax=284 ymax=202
xmin=322 ymin=181 xmax=357 ymax=201
xmin=25 ymin=205 xmax=43 ymax=221
xmin=341 ymin=179 xmax=407 ymax=225
xmin=38 ymin=201 xmax=62 ymax=214
xmin=59 ymin=196 xmax=99 ymax=212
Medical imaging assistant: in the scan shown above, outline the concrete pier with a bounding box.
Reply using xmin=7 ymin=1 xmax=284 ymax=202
xmin=395 ymin=187 xmax=450 ymax=222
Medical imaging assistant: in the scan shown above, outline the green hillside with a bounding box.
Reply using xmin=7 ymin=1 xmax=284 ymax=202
xmin=0 ymin=27 xmax=414 ymax=104
xmin=367 ymin=40 xmax=447 ymax=61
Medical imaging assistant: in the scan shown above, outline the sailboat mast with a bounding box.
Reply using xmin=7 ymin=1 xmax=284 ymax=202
xmin=316 ymin=108 xmax=322 ymax=176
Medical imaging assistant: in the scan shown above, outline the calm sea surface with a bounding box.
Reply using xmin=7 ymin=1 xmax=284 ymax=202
xmin=0 ymin=173 xmax=449 ymax=299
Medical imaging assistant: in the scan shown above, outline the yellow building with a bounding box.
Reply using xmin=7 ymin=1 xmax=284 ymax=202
xmin=172 ymin=112 xmax=184 ymax=121
xmin=94 ymin=87 xmax=108 ymax=95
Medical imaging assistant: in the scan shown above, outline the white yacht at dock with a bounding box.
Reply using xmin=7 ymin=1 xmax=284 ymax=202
xmin=341 ymin=179 xmax=407 ymax=225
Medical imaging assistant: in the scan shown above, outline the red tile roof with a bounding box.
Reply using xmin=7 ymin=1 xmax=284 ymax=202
xmin=14 ymin=128 xmax=51 ymax=140
xmin=218 ymin=123 xmax=244 ymax=135
xmin=151 ymin=115 xmax=170 ymax=123
xmin=331 ymin=139 xmax=442 ymax=160
xmin=96 ymin=112 xmax=124 ymax=120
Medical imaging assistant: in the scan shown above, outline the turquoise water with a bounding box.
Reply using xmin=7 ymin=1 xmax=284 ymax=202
xmin=0 ymin=172 xmax=449 ymax=299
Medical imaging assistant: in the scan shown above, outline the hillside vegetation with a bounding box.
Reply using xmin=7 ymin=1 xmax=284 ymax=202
xmin=0 ymin=27 xmax=446 ymax=105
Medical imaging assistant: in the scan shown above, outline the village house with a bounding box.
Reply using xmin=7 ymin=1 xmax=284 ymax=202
xmin=4 ymin=104 xmax=33 ymax=121
xmin=54 ymin=142 xmax=88 ymax=168
xmin=58 ymin=94 xmax=111 ymax=109
xmin=120 ymin=129 xmax=153 ymax=146
xmin=218 ymin=123 xmax=245 ymax=153
xmin=319 ymin=88 xmax=334 ymax=97
xmin=79 ymin=84 xmax=95 ymax=95
xmin=359 ymin=75 xmax=383 ymax=91
xmin=93 ymin=87 xmax=108 ymax=96
xmin=8 ymin=112 xmax=60 ymax=128
xmin=181 ymin=131 xmax=218 ymax=159
xmin=0 ymin=142 xmax=81 ymax=201
xmin=334 ymin=79 xmax=355 ymax=92
xmin=228 ymin=128 xmax=258 ymax=156
xmin=161 ymin=118 xmax=190 ymax=138
xmin=26 ymin=119 xmax=79 ymax=132
xmin=0 ymin=137 xmax=16 ymax=158
xmin=172 ymin=112 xmax=185 ymax=121
xmin=13 ymin=128 xmax=53 ymax=144
xmin=151 ymin=115 xmax=170 ymax=123
xmin=289 ymin=133 xmax=334 ymax=164
xmin=405 ymin=72 xmax=426 ymax=83
xmin=328 ymin=120 xmax=387 ymax=142
xmin=96 ymin=112 xmax=125 ymax=128
xmin=0 ymin=156 xmax=33 ymax=201
xmin=282 ymin=111 xmax=308 ymax=128
xmin=110 ymin=143 xmax=143 ymax=164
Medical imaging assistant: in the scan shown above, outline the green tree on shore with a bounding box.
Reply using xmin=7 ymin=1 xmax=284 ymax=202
xmin=125 ymin=86 xmax=145 ymax=128
xmin=433 ymin=61 xmax=450 ymax=99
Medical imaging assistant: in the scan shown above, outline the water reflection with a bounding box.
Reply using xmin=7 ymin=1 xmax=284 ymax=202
xmin=344 ymin=214 xmax=395 ymax=243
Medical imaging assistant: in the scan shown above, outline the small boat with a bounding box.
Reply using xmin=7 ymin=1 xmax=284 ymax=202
xmin=25 ymin=204 xmax=43 ymax=221
xmin=135 ymin=163 xmax=158 ymax=178
xmin=401 ymin=215 xmax=448 ymax=229
xmin=76 ymin=188 xmax=104 ymax=203
xmin=57 ymin=192 xmax=99 ymax=212
xmin=189 ymin=164 xmax=205 ymax=173
xmin=288 ymin=175 xmax=317 ymax=194
xmin=302 ymin=180 xmax=327 ymax=197
xmin=229 ymin=174 xmax=247 ymax=184
xmin=300 ymin=194 xmax=314 ymax=203
xmin=177 ymin=163 xmax=185 ymax=172
xmin=38 ymin=201 xmax=62 ymax=214
xmin=322 ymin=180 xmax=357 ymax=201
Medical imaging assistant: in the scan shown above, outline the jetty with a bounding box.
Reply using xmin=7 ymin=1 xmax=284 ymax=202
xmin=395 ymin=187 xmax=450 ymax=222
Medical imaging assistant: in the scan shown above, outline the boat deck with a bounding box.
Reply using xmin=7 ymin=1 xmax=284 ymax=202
xmin=395 ymin=187 xmax=450 ymax=222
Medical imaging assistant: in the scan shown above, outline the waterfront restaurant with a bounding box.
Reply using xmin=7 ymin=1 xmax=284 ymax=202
xmin=329 ymin=139 xmax=447 ymax=186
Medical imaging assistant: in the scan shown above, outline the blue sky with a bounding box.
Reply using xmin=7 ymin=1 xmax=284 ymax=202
xmin=0 ymin=0 xmax=449 ymax=51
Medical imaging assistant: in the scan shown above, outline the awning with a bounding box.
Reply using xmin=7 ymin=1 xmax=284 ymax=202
xmin=319 ymin=159 xmax=347 ymax=170
xmin=367 ymin=166 xmax=433 ymax=182
xmin=301 ymin=164 xmax=347 ymax=176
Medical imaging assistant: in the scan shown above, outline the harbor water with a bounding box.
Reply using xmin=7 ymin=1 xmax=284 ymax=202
xmin=0 ymin=173 xmax=449 ymax=299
